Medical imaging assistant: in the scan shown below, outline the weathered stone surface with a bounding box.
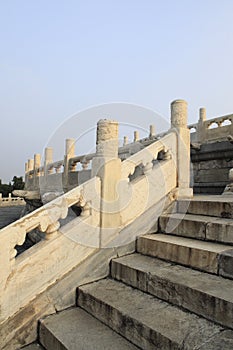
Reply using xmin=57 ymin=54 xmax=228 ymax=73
xmin=137 ymin=234 xmax=230 ymax=273
xmin=111 ymin=253 xmax=233 ymax=329
xmin=78 ymin=279 xmax=223 ymax=350
xmin=178 ymin=197 xmax=233 ymax=218
xmin=197 ymin=330 xmax=233 ymax=350
xmin=0 ymin=292 xmax=56 ymax=350
xmin=159 ymin=213 xmax=233 ymax=244
xmin=206 ymin=218 xmax=233 ymax=243
xmin=218 ymin=248 xmax=233 ymax=279
xmin=159 ymin=213 xmax=206 ymax=239
xmin=0 ymin=240 xmax=135 ymax=350
xmin=191 ymin=141 xmax=233 ymax=194
xmin=40 ymin=307 xmax=138 ymax=350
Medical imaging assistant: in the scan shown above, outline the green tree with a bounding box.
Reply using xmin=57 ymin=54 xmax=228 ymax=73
xmin=12 ymin=176 xmax=25 ymax=191
xmin=0 ymin=183 xmax=13 ymax=197
xmin=0 ymin=176 xmax=25 ymax=197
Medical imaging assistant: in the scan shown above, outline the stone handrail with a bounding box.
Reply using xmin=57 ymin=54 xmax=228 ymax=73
xmin=189 ymin=109 xmax=233 ymax=143
xmin=115 ymin=131 xmax=178 ymax=229
xmin=24 ymin=129 xmax=171 ymax=193
xmin=69 ymin=152 xmax=95 ymax=171
xmin=0 ymin=176 xmax=100 ymax=322
xmin=0 ymin=99 xmax=192 ymax=326
xmin=0 ymin=133 xmax=176 ymax=322
xmin=1 ymin=177 xmax=99 ymax=259
xmin=121 ymin=132 xmax=174 ymax=180
xmin=0 ymin=194 xmax=25 ymax=207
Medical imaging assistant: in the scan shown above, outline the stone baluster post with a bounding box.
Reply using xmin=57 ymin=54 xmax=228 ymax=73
xmin=34 ymin=154 xmax=41 ymax=171
xmin=42 ymin=147 xmax=53 ymax=193
xmin=134 ymin=131 xmax=139 ymax=142
xmin=45 ymin=147 xmax=54 ymax=174
xmin=33 ymin=153 xmax=41 ymax=189
xmin=24 ymin=162 xmax=29 ymax=189
xmin=91 ymin=120 xmax=121 ymax=239
xmin=63 ymin=138 xmax=75 ymax=191
xmin=44 ymin=147 xmax=53 ymax=169
xmin=81 ymin=159 xmax=90 ymax=170
xmin=149 ymin=125 xmax=156 ymax=138
xmin=28 ymin=159 xmax=34 ymax=172
xmin=171 ymin=99 xmax=193 ymax=198
xmin=123 ymin=136 xmax=128 ymax=146
xmin=25 ymin=159 xmax=34 ymax=189
xmin=197 ymin=107 xmax=206 ymax=143
xmin=199 ymin=107 xmax=206 ymax=122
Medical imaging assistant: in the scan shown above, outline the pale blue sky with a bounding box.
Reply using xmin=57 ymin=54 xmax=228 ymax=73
xmin=0 ymin=0 xmax=233 ymax=182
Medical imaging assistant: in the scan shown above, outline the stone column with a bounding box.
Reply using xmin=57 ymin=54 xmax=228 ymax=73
xmin=34 ymin=154 xmax=41 ymax=170
xmin=25 ymin=162 xmax=28 ymax=173
xmin=199 ymin=107 xmax=206 ymax=122
xmin=123 ymin=136 xmax=128 ymax=146
xmin=134 ymin=131 xmax=139 ymax=142
xmin=92 ymin=120 xmax=121 ymax=232
xmin=27 ymin=159 xmax=34 ymax=190
xmin=197 ymin=107 xmax=207 ymax=143
xmin=63 ymin=138 xmax=75 ymax=191
xmin=33 ymin=153 xmax=41 ymax=189
xmin=41 ymin=147 xmax=53 ymax=193
xmin=149 ymin=125 xmax=156 ymax=138
xmin=24 ymin=162 xmax=29 ymax=189
xmin=28 ymin=159 xmax=34 ymax=172
xmin=65 ymin=138 xmax=75 ymax=159
xmin=171 ymin=99 xmax=193 ymax=198
xmin=44 ymin=147 xmax=53 ymax=166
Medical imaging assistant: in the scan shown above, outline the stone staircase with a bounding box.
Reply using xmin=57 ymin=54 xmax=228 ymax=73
xmin=25 ymin=196 xmax=233 ymax=349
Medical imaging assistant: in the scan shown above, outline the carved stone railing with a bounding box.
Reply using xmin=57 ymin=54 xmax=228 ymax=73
xmin=0 ymin=99 xmax=192 ymax=325
xmin=0 ymin=193 xmax=25 ymax=207
xmin=0 ymin=177 xmax=100 ymax=323
xmin=189 ymin=108 xmax=233 ymax=144
xmin=25 ymin=144 xmax=95 ymax=193
xmin=24 ymin=126 xmax=168 ymax=194
xmin=118 ymin=132 xmax=178 ymax=228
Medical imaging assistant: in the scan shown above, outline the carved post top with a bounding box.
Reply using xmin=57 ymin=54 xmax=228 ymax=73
xmin=199 ymin=107 xmax=206 ymax=122
xmin=65 ymin=138 xmax=75 ymax=158
xmin=34 ymin=154 xmax=41 ymax=168
xmin=25 ymin=162 xmax=28 ymax=173
xmin=44 ymin=147 xmax=53 ymax=165
xmin=123 ymin=136 xmax=128 ymax=146
xmin=95 ymin=119 xmax=119 ymax=158
xmin=171 ymin=99 xmax=188 ymax=128
xmin=96 ymin=119 xmax=118 ymax=143
xmin=149 ymin=125 xmax=155 ymax=138
xmin=134 ymin=131 xmax=139 ymax=142
xmin=28 ymin=159 xmax=34 ymax=171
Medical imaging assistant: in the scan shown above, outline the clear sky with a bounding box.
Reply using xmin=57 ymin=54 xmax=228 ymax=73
xmin=0 ymin=0 xmax=233 ymax=183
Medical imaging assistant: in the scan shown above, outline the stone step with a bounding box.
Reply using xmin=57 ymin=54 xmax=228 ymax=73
xmin=159 ymin=213 xmax=233 ymax=244
xmin=178 ymin=196 xmax=233 ymax=218
xmin=111 ymin=253 xmax=233 ymax=329
xmin=39 ymin=307 xmax=139 ymax=350
xmin=137 ymin=233 xmax=233 ymax=278
xmin=77 ymin=279 xmax=233 ymax=350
